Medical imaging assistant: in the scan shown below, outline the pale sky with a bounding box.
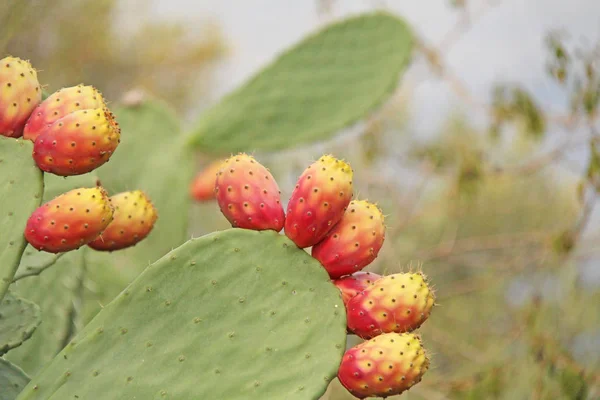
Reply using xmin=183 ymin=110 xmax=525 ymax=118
xmin=141 ymin=0 xmax=599 ymax=133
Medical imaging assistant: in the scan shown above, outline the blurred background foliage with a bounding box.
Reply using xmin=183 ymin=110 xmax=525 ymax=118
xmin=0 ymin=0 xmax=225 ymax=112
xmin=2 ymin=0 xmax=600 ymax=399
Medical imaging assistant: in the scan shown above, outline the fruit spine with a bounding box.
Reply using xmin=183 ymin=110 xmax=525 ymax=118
xmin=0 ymin=56 xmax=42 ymax=138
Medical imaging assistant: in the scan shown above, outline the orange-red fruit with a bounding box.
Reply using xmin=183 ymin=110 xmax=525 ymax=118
xmin=346 ymin=272 xmax=435 ymax=339
xmin=215 ymin=153 xmax=285 ymax=231
xmin=88 ymin=190 xmax=158 ymax=251
xmin=0 ymin=56 xmax=42 ymax=138
xmin=189 ymin=159 xmax=225 ymax=202
xmin=24 ymin=85 xmax=104 ymax=141
xmin=337 ymin=332 xmax=429 ymax=399
xmin=333 ymin=271 xmax=381 ymax=306
xmin=312 ymin=200 xmax=385 ymax=279
xmin=284 ymin=155 xmax=353 ymax=248
xmin=24 ymin=187 xmax=114 ymax=253
xmin=29 ymin=85 xmax=121 ymax=176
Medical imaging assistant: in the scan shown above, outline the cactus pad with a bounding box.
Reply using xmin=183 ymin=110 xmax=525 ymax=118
xmin=0 ymin=292 xmax=41 ymax=355
xmin=20 ymin=229 xmax=347 ymax=400
xmin=0 ymin=137 xmax=44 ymax=302
xmin=0 ymin=358 xmax=30 ymax=400
xmin=189 ymin=12 xmax=413 ymax=153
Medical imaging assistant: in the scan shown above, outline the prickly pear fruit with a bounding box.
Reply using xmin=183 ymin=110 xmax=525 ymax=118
xmin=0 ymin=56 xmax=42 ymax=138
xmin=23 ymin=85 xmax=105 ymax=141
xmin=337 ymin=332 xmax=429 ymax=399
xmin=32 ymin=105 xmax=121 ymax=176
xmin=190 ymin=159 xmax=225 ymax=202
xmin=334 ymin=271 xmax=381 ymax=306
xmin=24 ymin=187 xmax=114 ymax=253
xmin=284 ymin=155 xmax=353 ymax=248
xmin=312 ymin=200 xmax=385 ymax=279
xmin=346 ymin=272 xmax=435 ymax=339
xmin=88 ymin=190 xmax=158 ymax=251
xmin=215 ymin=153 xmax=285 ymax=231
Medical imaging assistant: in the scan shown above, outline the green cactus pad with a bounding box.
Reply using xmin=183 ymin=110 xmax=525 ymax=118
xmin=189 ymin=12 xmax=413 ymax=154
xmin=0 ymin=292 xmax=41 ymax=355
xmin=0 ymin=358 xmax=30 ymax=400
xmin=0 ymin=137 xmax=44 ymax=302
xmin=20 ymin=229 xmax=347 ymax=400
xmin=8 ymin=247 xmax=86 ymax=375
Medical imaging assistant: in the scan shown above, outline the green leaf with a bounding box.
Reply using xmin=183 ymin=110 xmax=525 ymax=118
xmin=20 ymin=229 xmax=346 ymax=400
xmin=0 ymin=358 xmax=30 ymax=400
xmin=0 ymin=292 xmax=41 ymax=355
xmin=189 ymin=12 xmax=413 ymax=154
xmin=0 ymin=138 xmax=44 ymax=302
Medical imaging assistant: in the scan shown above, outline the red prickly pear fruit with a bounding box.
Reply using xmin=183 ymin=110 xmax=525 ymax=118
xmin=32 ymin=106 xmax=121 ymax=176
xmin=88 ymin=190 xmax=158 ymax=251
xmin=24 ymin=85 xmax=104 ymax=141
xmin=312 ymin=200 xmax=385 ymax=279
xmin=0 ymin=56 xmax=42 ymax=138
xmin=190 ymin=159 xmax=225 ymax=202
xmin=24 ymin=187 xmax=114 ymax=253
xmin=346 ymin=272 xmax=435 ymax=339
xmin=284 ymin=155 xmax=353 ymax=248
xmin=337 ymin=332 xmax=429 ymax=399
xmin=333 ymin=271 xmax=381 ymax=306
xmin=215 ymin=153 xmax=285 ymax=231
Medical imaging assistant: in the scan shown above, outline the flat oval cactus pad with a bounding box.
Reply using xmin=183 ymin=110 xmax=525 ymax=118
xmin=20 ymin=229 xmax=347 ymax=400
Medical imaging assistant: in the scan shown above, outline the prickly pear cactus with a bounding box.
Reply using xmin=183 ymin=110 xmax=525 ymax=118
xmin=0 ymin=292 xmax=41 ymax=355
xmin=189 ymin=12 xmax=413 ymax=153
xmin=96 ymin=98 xmax=193 ymax=262
xmin=0 ymin=358 xmax=30 ymax=400
xmin=0 ymin=137 xmax=44 ymax=302
xmin=9 ymin=100 xmax=194 ymax=375
xmin=19 ymin=229 xmax=347 ymax=400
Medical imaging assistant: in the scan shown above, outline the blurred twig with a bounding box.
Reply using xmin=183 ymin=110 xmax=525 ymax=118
xmin=12 ymin=253 xmax=65 ymax=282
xmin=416 ymin=231 xmax=550 ymax=262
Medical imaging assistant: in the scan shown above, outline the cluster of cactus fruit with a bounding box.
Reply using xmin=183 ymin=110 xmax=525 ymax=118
xmin=0 ymin=55 xmax=158 ymax=254
xmin=191 ymin=153 xmax=436 ymax=398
